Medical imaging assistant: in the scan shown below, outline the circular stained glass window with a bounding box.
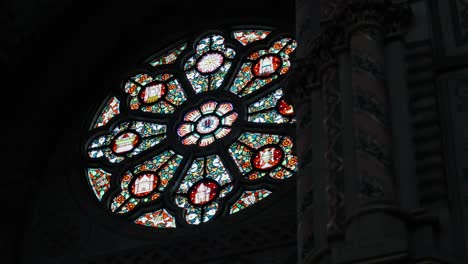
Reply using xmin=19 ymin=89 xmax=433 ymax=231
xmin=84 ymin=28 xmax=297 ymax=228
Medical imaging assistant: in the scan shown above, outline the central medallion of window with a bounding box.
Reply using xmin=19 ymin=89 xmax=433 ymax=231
xmin=83 ymin=28 xmax=299 ymax=228
xmin=196 ymin=52 xmax=224 ymax=73
xmin=177 ymin=101 xmax=238 ymax=147
xmin=196 ymin=115 xmax=220 ymax=134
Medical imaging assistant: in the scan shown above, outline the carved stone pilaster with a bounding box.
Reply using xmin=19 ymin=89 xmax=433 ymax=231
xmin=292 ymin=1 xmax=414 ymax=263
xmin=462 ymin=0 xmax=468 ymax=36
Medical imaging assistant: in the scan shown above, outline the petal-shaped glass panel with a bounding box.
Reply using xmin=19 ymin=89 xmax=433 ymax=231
xmin=215 ymin=102 xmax=234 ymax=115
xmin=109 ymin=150 xmax=182 ymax=214
xmin=200 ymin=101 xmax=217 ymax=114
xmin=230 ymin=38 xmax=297 ymax=97
xmin=199 ymin=135 xmax=215 ymax=147
xmin=87 ymin=121 xmax=167 ymax=164
xmin=229 ymin=133 xmax=297 ymax=181
xmin=124 ymin=73 xmax=186 ymax=114
xmin=205 ymin=155 xmax=232 ymax=185
xmin=184 ymin=109 xmax=202 ymax=122
xmin=221 ymin=112 xmax=238 ymax=126
xmin=177 ymin=123 xmax=193 ymax=137
xmin=184 ymin=34 xmax=236 ymax=93
xmin=175 ymin=155 xmax=232 ymax=224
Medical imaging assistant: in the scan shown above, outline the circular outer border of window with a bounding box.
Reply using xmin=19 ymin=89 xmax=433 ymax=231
xmin=72 ymin=25 xmax=298 ymax=240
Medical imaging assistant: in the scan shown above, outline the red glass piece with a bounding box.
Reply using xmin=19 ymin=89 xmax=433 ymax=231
xmin=111 ymin=132 xmax=140 ymax=154
xmin=252 ymin=146 xmax=283 ymax=170
xmin=252 ymin=55 xmax=281 ymax=77
xmin=139 ymin=83 xmax=167 ymax=104
xmin=277 ymin=99 xmax=294 ymax=116
xmin=131 ymin=172 xmax=159 ymax=197
xmin=189 ymin=180 xmax=219 ymax=205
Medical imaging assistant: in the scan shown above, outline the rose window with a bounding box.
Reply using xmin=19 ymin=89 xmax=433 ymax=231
xmin=84 ymin=28 xmax=298 ymax=228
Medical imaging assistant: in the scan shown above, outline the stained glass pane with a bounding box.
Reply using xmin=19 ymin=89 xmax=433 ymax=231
xmin=230 ymin=133 xmax=297 ymax=181
xmin=175 ymin=155 xmax=232 ymax=225
xmin=200 ymin=101 xmax=217 ymax=114
xmin=94 ymin=96 xmax=120 ymax=128
xmin=205 ymin=155 xmax=232 ymax=185
xmin=215 ymin=102 xmax=233 ymax=115
xmin=177 ymin=158 xmax=204 ymax=194
xmin=221 ymin=112 xmax=238 ymax=126
xmin=135 ymin=100 xmax=175 ymax=114
xmin=178 ymin=101 xmax=238 ymax=147
xmin=158 ymin=154 xmax=184 ymax=191
xmin=247 ymin=88 xmax=296 ymax=124
xmin=118 ymin=197 xmax=140 ymax=214
xmin=149 ymin=43 xmax=187 ymax=67
xmin=185 ymin=207 xmax=202 ymax=225
xmin=134 ymin=150 xmax=177 ymax=174
xmin=203 ymin=202 xmax=219 ymax=222
xmin=184 ymin=109 xmax=202 ymax=122
xmin=229 ymin=190 xmax=272 ymax=214
xmin=228 ymin=142 xmax=254 ymax=174
xmin=134 ymin=209 xmax=177 ymax=228
xmin=87 ymin=168 xmax=112 ymax=201
xmin=124 ymin=73 xmax=186 ymax=114
xmin=237 ymin=132 xmax=282 ymax=149
xmin=182 ymin=134 xmax=200 ymax=145
xmin=132 ymin=122 xmax=166 ymax=137
xmin=124 ymin=74 xmax=153 ymax=95
xmin=252 ymin=146 xmax=283 ymax=170
xmin=189 ymin=180 xmax=219 ymax=205
xmin=232 ymin=30 xmax=271 ymax=46
xmin=248 ymin=89 xmax=283 ymax=113
xmin=249 ymin=111 xmax=295 ymax=124
xmin=111 ymin=191 xmax=131 ymax=213
xmin=199 ymin=135 xmax=215 ymax=146
xmin=269 ymin=38 xmax=292 ymax=53
xmin=89 ymin=134 xmax=113 ymax=149
xmin=165 ymin=79 xmax=186 ymax=106
xmin=219 ymin=184 xmax=234 ymax=198
xmin=109 ymin=150 xmax=182 ymax=214
xmin=185 ymin=35 xmax=235 ymax=94
xmin=197 ymin=52 xmax=224 ymax=73
xmin=87 ymin=121 xmax=167 ymax=163
xmin=229 ymin=38 xmax=297 ymax=97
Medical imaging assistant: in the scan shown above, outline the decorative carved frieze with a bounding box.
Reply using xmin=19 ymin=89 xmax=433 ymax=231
xmin=322 ymin=67 xmax=346 ymax=233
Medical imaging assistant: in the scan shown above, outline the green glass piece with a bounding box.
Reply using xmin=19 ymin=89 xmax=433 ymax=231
xmin=149 ymin=43 xmax=187 ymax=67
xmin=229 ymin=189 xmax=272 ymax=214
